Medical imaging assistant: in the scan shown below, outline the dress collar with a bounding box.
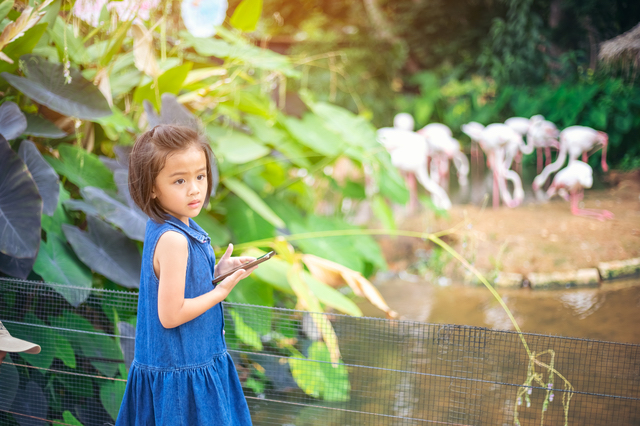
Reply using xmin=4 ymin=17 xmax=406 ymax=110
xmin=164 ymin=215 xmax=211 ymax=244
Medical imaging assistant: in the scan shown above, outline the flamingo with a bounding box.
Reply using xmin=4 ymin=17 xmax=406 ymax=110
xmin=546 ymin=160 xmax=614 ymax=221
xmin=377 ymin=127 xmax=452 ymax=211
xmin=461 ymin=122 xmax=526 ymax=208
xmin=505 ymin=115 xmax=560 ymax=173
xmin=417 ymin=123 xmax=469 ymax=189
xmin=533 ymin=125 xmax=608 ymax=191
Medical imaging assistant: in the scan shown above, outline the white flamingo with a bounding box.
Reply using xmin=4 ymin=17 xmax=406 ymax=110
xmin=461 ymin=122 xmax=526 ymax=208
xmin=533 ymin=125 xmax=608 ymax=191
xmin=546 ymin=160 xmax=614 ymax=221
xmin=377 ymin=127 xmax=452 ymax=211
xmin=505 ymin=115 xmax=560 ymax=173
xmin=417 ymin=123 xmax=469 ymax=189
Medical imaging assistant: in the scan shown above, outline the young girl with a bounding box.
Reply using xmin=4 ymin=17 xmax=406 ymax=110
xmin=116 ymin=125 xmax=256 ymax=425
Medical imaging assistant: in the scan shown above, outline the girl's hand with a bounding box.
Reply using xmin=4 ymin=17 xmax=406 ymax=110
xmin=215 ymin=243 xmax=257 ymax=276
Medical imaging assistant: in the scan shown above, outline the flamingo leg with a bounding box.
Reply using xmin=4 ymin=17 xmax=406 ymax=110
xmin=545 ymin=147 xmax=552 ymax=166
xmin=492 ymin=168 xmax=501 ymax=209
xmin=406 ymin=172 xmax=418 ymax=213
xmin=569 ymin=189 xmax=614 ymax=221
xmin=582 ymin=152 xmax=588 ymax=162
xmin=537 ymin=148 xmax=543 ymax=174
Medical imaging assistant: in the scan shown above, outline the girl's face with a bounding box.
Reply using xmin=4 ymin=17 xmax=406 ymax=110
xmin=152 ymin=145 xmax=208 ymax=225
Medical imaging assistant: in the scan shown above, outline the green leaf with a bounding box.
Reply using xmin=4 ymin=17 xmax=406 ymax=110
xmin=303 ymin=273 xmax=362 ymax=316
xmin=62 ymin=411 xmax=84 ymax=426
xmin=223 ymin=177 xmax=285 ymax=228
xmin=100 ymin=19 xmax=133 ymax=67
xmin=0 ymin=23 xmax=47 ymax=76
xmin=310 ymin=101 xmax=378 ymax=149
xmin=229 ymin=309 xmax=263 ymax=350
xmin=0 ymin=1 xmax=14 ymax=22
xmin=281 ymin=114 xmax=342 ymax=156
xmin=0 ymin=135 xmax=42 ymax=259
xmin=1 ymin=54 xmax=112 ymax=120
xmin=225 ymin=275 xmax=274 ymax=313
xmin=222 ymin=195 xmax=275 ymax=243
xmin=371 ymin=194 xmax=396 ymax=230
xmin=49 ymin=17 xmax=91 ymax=65
xmin=182 ymin=31 xmax=299 ymax=77
xmin=62 ymin=216 xmax=141 ymax=289
xmin=100 ymin=377 xmax=126 ymax=421
xmin=230 ymin=0 xmax=262 ymax=32
xmin=221 ymin=91 xmax=273 ymax=119
xmin=133 ymin=63 xmax=193 ymax=110
xmin=23 ymin=113 xmax=67 ymax=138
xmin=33 ymin=234 xmax=92 ymax=307
xmin=41 ymin=183 xmax=72 ymax=239
xmin=53 ymin=331 xmax=76 ymax=368
xmin=45 ymin=144 xmax=116 ymax=190
xmin=216 ymin=130 xmax=270 ymax=164
xmin=288 ymin=341 xmax=350 ymax=401
xmin=195 ymin=212 xmax=231 ymax=247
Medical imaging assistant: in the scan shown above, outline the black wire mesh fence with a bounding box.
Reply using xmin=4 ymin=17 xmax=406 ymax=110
xmin=0 ymin=277 xmax=639 ymax=425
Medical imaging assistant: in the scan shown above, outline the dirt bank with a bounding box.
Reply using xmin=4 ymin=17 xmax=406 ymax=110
xmin=376 ymin=170 xmax=640 ymax=280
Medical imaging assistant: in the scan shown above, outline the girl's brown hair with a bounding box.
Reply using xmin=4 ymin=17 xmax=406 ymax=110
xmin=128 ymin=125 xmax=214 ymax=223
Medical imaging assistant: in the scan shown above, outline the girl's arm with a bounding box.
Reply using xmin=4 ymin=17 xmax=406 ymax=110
xmin=155 ymin=231 xmax=253 ymax=329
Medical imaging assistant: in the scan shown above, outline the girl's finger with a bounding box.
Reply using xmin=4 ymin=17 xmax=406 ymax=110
xmin=220 ymin=243 xmax=234 ymax=261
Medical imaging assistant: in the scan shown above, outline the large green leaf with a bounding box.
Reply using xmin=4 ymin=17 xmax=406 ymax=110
xmin=195 ymin=212 xmax=231 ymax=247
xmin=251 ymin=255 xmax=362 ymax=315
xmin=182 ymin=31 xmax=299 ymax=77
xmin=1 ymin=55 xmax=112 ymax=120
xmin=45 ymin=144 xmax=116 ymax=190
xmin=100 ymin=365 xmax=127 ymax=421
xmin=13 ymin=312 xmax=75 ymax=369
xmin=33 ymin=234 xmax=92 ymax=307
xmin=19 ymin=140 xmax=60 ymax=215
xmin=64 ymin=186 xmax=146 ymax=241
xmin=0 ymin=135 xmax=42 ymax=259
xmin=310 ymin=101 xmax=379 ymax=149
xmin=63 ymin=216 xmax=141 ymax=288
xmin=228 ymin=309 xmax=263 ymax=350
xmin=289 ymin=341 xmax=350 ymax=401
xmin=225 ymin=275 xmax=274 ymax=311
xmin=303 ymin=273 xmax=362 ymax=317
xmin=0 ymin=1 xmax=13 ymax=22
xmin=216 ymin=130 xmax=270 ymax=164
xmin=223 ymin=195 xmax=275 ymax=243
xmin=133 ymin=62 xmax=193 ymax=110
xmin=223 ymin=177 xmax=285 ymax=228
xmin=281 ymin=114 xmax=342 ymax=156
xmin=0 ymin=101 xmax=27 ymax=140
xmin=230 ymin=0 xmax=262 ymax=32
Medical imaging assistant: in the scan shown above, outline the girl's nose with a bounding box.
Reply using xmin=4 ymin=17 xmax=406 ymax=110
xmin=188 ymin=181 xmax=200 ymax=195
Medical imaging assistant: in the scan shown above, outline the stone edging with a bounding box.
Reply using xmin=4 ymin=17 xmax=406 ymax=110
xmin=493 ymin=258 xmax=640 ymax=290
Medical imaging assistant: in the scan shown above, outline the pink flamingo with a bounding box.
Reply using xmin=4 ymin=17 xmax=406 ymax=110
xmin=505 ymin=115 xmax=560 ymax=173
xmin=377 ymin=127 xmax=451 ymax=211
xmin=417 ymin=123 xmax=469 ymax=189
xmin=547 ymin=160 xmax=614 ymax=221
xmin=533 ymin=125 xmax=608 ymax=191
xmin=462 ymin=122 xmax=526 ymax=209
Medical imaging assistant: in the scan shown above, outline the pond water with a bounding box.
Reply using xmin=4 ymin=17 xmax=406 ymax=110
xmin=360 ymin=276 xmax=640 ymax=344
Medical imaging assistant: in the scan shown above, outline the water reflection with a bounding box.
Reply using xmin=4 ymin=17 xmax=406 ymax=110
xmin=361 ymin=277 xmax=640 ymax=344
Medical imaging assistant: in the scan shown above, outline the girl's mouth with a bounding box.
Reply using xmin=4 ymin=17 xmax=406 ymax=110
xmin=188 ymin=200 xmax=201 ymax=208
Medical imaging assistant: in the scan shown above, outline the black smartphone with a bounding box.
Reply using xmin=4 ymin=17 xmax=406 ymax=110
xmin=212 ymin=251 xmax=275 ymax=284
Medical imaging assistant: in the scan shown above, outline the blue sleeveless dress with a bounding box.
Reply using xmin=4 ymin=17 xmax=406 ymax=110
xmin=116 ymin=215 xmax=252 ymax=425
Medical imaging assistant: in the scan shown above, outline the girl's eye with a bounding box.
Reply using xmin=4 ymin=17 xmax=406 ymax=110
xmin=175 ymin=179 xmax=185 ymax=184
xmin=197 ymin=174 xmax=206 ymax=181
